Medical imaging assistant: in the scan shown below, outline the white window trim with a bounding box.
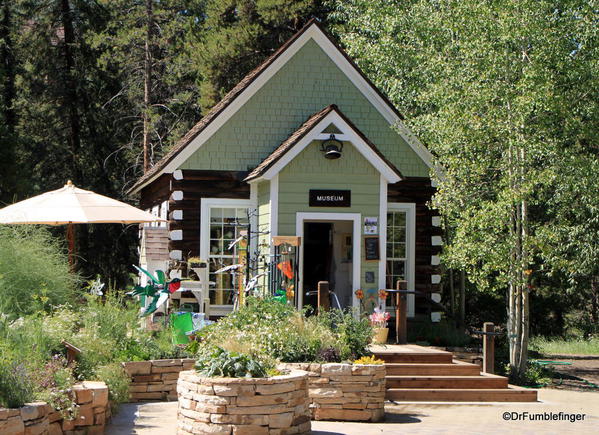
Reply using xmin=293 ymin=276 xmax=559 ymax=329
xmin=387 ymin=202 xmax=416 ymax=317
xmin=295 ymin=212 xmax=361 ymax=312
xmin=200 ymin=198 xmax=252 ymax=314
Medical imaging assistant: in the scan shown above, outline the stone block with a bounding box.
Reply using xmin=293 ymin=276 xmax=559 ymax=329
xmin=162 ymin=372 xmax=181 ymax=381
xmin=321 ymin=364 xmax=351 ymax=376
xmin=48 ymin=411 xmax=62 ymax=423
xmin=0 ymin=416 xmax=25 ymax=435
xmin=73 ymin=404 xmax=94 ymax=427
xmin=151 ymin=359 xmax=183 ymax=367
xmin=255 ymin=382 xmax=296 ymax=395
xmin=236 ymin=393 xmax=289 ymax=407
xmin=151 ymin=365 xmax=181 ymax=374
xmin=232 ymin=424 xmax=269 ymax=435
xmin=267 ymin=412 xmax=294 ymax=428
xmin=49 ymin=422 xmax=63 ymax=435
xmin=179 ymin=408 xmax=211 ymax=423
xmin=23 ymin=418 xmax=49 ymax=435
xmin=210 ymin=414 xmax=268 ymax=426
xmin=130 ymin=392 xmax=164 ymax=400
xmin=62 ymin=418 xmax=75 ymax=431
xmin=0 ymin=408 xmax=10 ymax=420
xmin=213 ymin=384 xmax=256 ymax=397
xmin=85 ymin=424 xmax=106 ymax=435
xmin=20 ymin=403 xmax=46 ymax=421
xmin=72 ymin=386 xmax=93 ymax=405
xmin=129 ymin=385 xmax=147 ymax=393
xmin=122 ymin=361 xmax=151 ymax=376
xmin=370 ymin=407 xmax=385 ymax=422
xmin=227 ymin=404 xmax=294 ymax=415
xmin=94 ymin=410 xmax=106 ymax=425
xmin=193 ymin=404 xmax=227 ymax=414
xmin=133 ymin=374 xmax=161 ymax=382
xmin=314 ymin=408 xmax=372 ymax=421
xmin=309 ymin=388 xmax=342 ymax=398
xmin=147 ymin=384 xmax=171 ymax=392
xmin=190 ymin=421 xmax=232 ymax=434
xmin=191 ymin=394 xmax=229 ymax=405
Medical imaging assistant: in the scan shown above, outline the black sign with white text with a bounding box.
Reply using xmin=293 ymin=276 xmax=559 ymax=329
xmin=309 ymin=190 xmax=351 ymax=207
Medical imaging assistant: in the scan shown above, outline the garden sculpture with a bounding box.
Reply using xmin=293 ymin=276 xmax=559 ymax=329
xmin=128 ymin=265 xmax=181 ymax=317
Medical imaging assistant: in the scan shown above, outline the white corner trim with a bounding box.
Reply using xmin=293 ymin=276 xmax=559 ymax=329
xmin=169 ymin=250 xmax=182 ymax=260
xmin=388 ymin=202 xmax=416 ymax=317
xmin=171 ymin=191 xmax=183 ymax=201
xmin=169 ymin=230 xmax=183 ymax=241
xmin=378 ymin=175 xmax=388 ymax=294
xmin=262 ymin=110 xmax=401 ymax=183
xmin=431 ymin=255 xmax=440 ymax=266
xmin=296 ymin=212 xmax=361 ymax=311
xmin=249 ymin=183 xmax=258 ymax=256
xmin=432 ymin=235 xmax=443 ymax=246
xmin=172 ymin=169 xmax=183 ymax=180
xmin=432 ymin=274 xmax=441 ymax=284
xmin=132 ymin=23 xmax=433 ymax=193
xmin=432 ymin=216 xmax=441 ymax=227
xmin=171 ymin=210 xmax=183 ymax=220
xmin=269 ymin=175 xmax=279 ymax=239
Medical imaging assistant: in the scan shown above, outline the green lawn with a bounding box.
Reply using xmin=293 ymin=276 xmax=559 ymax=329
xmin=530 ymin=336 xmax=599 ymax=356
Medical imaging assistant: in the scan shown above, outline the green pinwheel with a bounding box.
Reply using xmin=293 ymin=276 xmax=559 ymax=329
xmin=128 ymin=266 xmax=173 ymax=317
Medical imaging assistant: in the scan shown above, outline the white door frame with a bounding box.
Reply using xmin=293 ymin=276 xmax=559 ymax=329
xmin=296 ymin=212 xmax=361 ymax=310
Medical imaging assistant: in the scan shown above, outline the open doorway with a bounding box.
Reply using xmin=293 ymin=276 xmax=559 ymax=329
xmin=303 ymin=221 xmax=353 ymax=310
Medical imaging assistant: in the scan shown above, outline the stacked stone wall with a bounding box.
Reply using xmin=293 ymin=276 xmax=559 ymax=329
xmin=122 ymin=359 xmax=195 ymax=402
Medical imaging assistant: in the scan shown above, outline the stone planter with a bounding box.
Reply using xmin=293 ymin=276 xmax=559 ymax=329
xmin=278 ymin=362 xmax=386 ymax=422
xmin=176 ymin=370 xmax=311 ymax=435
xmin=0 ymin=401 xmax=49 ymax=435
xmin=122 ymin=358 xmax=195 ymax=402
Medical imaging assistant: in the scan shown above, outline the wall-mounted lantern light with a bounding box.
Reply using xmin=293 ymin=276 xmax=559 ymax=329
xmin=320 ymin=134 xmax=343 ymax=160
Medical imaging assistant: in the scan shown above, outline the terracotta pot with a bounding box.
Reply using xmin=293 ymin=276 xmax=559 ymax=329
xmin=372 ymin=327 xmax=389 ymax=344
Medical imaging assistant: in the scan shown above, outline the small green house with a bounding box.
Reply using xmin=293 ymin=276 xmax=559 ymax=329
xmin=130 ymin=20 xmax=442 ymax=321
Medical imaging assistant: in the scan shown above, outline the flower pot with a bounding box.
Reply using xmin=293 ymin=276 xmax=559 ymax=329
xmin=372 ymin=327 xmax=389 ymax=344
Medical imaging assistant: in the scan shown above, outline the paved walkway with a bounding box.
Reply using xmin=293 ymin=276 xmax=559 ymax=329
xmin=107 ymin=388 xmax=598 ymax=434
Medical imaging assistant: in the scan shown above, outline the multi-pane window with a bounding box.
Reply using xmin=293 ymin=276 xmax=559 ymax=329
xmin=208 ymin=207 xmax=248 ymax=306
xmin=386 ymin=210 xmax=407 ymax=301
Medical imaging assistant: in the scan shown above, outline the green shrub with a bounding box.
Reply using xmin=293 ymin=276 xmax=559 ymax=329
xmin=195 ymin=346 xmax=270 ymax=378
xmin=34 ymin=355 xmax=78 ymax=420
xmin=408 ymin=320 xmax=473 ymax=347
xmin=93 ymin=363 xmax=130 ymax=411
xmin=0 ymin=225 xmax=76 ymax=318
xmin=504 ymin=360 xmax=553 ymax=387
xmin=199 ymin=297 xmax=374 ymax=363
xmin=0 ymin=355 xmax=35 ymax=408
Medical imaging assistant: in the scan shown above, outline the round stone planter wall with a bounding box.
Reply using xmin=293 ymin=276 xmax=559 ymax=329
xmin=277 ymin=363 xmax=386 ymax=422
xmin=176 ymin=370 xmax=311 ymax=435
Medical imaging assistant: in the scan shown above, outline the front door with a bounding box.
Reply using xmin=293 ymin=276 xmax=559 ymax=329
xmin=302 ymin=221 xmax=353 ymax=310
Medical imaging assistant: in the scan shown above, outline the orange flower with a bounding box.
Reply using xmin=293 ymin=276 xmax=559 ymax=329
xmin=355 ymin=289 xmax=364 ymax=300
xmin=378 ymin=289 xmax=388 ymax=300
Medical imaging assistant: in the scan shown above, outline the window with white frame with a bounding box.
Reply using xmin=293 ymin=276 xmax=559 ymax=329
xmin=200 ymin=199 xmax=251 ymax=310
xmin=385 ymin=203 xmax=415 ymax=316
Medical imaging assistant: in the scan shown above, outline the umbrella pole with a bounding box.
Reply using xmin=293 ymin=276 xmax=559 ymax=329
xmin=66 ymin=223 xmax=75 ymax=270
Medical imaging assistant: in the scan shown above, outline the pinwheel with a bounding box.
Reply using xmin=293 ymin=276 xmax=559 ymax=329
xmin=128 ymin=266 xmax=181 ymax=317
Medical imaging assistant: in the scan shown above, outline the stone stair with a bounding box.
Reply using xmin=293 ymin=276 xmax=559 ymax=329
xmin=371 ymin=344 xmax=538 ymax=402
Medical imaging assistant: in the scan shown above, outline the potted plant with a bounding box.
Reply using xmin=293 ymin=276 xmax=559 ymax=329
xmin=369 ymin=307 xmax=391 ymax=344
xmin=177 ymin=346 xmax=311 ymax=434
xmin=186 ymin=257 xmax=206 ymax=280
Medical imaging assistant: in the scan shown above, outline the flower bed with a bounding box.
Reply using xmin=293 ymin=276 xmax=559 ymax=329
xmin=278 ymin=363 xmax=386 ymax=422
xmin=0 ymin=381 xmax=110 ymax=435
xmin=122 ymin=358 xmax=195 ymax=402
xmin=176 ymin=370 xmax=311 ymax=435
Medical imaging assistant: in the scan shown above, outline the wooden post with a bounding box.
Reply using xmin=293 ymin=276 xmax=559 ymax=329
xmin=317 ymin=281 xmax=330 ymax=314
xmin=397 ymin=280 xmax=408 ymax=344
xmin=61 ymin=340 xmax=81 ymax=366
xmin=483 ymin=322 xmax=495 ymax=374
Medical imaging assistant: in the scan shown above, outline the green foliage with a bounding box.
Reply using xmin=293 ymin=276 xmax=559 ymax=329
xmin=0 ymin=355 xmax=34 ymax=408
xmin=0 ymin=225 xmax=76 ymax=319
xmin=504 ymin=360 xmax=553 ymax=387
xmin=192 ymin=0 xmax=328 ymax=108
xmin=530 ymin=336 xmax=599 ymax=356
xmin=199 ymin=297 xmax=373 ymax=363
xmin=93 ymin=363 xmax=131 ymax=410
xmin=34 ymin=356 xmax=78 ymax=420
xmin=195 ymin=346 xmax=269 ymax=378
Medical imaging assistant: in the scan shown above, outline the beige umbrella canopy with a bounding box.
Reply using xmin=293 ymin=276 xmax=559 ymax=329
xmin=0 ymin=180 xmax=164 ymax=265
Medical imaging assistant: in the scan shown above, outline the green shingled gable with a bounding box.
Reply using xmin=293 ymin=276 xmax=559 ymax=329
xmin=179 ymin=39 xmax=429 ymax=177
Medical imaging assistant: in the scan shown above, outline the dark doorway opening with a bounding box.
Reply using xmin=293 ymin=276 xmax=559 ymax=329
xmin=303 ymin=222 xmax=332 ymax=310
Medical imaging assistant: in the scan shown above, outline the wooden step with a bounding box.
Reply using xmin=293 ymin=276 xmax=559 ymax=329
xmin=386 ymin=374 xmax=508 ymax=389
xmin=386 ymin=386 xmax=538 ymax=402
xmin=385 ymin=360 xmax=481 ymax=376
xmin=371 ymin=345 xmax=453 ymax=364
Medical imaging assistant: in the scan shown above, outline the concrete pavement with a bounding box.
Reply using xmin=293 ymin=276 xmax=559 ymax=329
xmin=106 ymin=388 xmax=598 ymax=434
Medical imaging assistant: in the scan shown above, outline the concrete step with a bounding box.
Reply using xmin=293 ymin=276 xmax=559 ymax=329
xmin=385 ymin=360 xmax=481 ymax=376
xmin=386 ymin=374 xmax=508 ymax=389
xmin=386 ymin=386 xmax=538 ymax=402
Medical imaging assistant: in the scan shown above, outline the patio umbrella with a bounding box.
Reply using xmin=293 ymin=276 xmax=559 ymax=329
xmin=0 ymin=180 xmax=164 ymax=266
